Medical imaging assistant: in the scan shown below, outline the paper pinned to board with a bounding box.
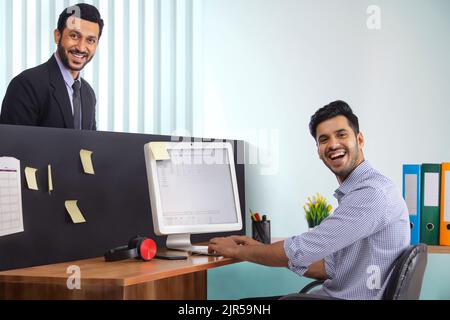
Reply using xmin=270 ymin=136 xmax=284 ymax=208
xmin=48 ymin=165 xmax=53 ymax=194
xmin=0 ymin=157 xmax=24 ymax=237
xmin=64 ymin=200 xmax=86 ymax=224
xmin=80 ymin=149 xmax=95 ymax=175
xmin=150 ymin=142 xmax=170 ymax=160
xmin=24 ymin=167 xmax=39 ymax=190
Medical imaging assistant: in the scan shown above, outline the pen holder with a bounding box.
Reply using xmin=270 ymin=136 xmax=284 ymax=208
xmin=252 ymin=220 xmax=271 ymax=244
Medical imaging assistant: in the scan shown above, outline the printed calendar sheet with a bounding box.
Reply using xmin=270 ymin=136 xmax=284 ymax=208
xmin=0 ymin=157 xmax=24 ymax=237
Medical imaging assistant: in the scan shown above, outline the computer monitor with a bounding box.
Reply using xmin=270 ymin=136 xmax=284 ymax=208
xmin=144 ymin=141 xmax=243 ymax=254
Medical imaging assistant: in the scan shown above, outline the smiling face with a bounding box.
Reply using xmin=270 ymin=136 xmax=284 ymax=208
xmin=54 ymin=16 xmax=99 ymax=79
xmin=316 ymin=115 xmax=365 ymax=183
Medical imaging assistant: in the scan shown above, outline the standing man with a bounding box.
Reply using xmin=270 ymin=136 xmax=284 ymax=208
xmin=0 ymin=3 xmax=103 ymax=130
xmin=208 ymin=101 xmax=410 ymax=300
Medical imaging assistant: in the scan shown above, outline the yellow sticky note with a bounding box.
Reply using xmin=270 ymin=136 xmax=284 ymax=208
xmin=150 ymin=142 xmax=170 ymax=160
xmin=80 ymin=149 xmax=95 ymax=175
xmin=25 ymin=167 xmax=39 ymax=190
xmin=48 ymin=165 xmax=53 ymax=194
xmin=64 ymin=200 xmax=86 ymax=224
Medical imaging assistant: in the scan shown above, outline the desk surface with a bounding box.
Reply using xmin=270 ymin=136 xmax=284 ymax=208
xmin=2 ymin=241 xmax=445 ymax=293
xmin=0 ymin=250 xmax=237 ymax=287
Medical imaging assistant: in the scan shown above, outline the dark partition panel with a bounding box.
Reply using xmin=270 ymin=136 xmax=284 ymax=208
xmin=0 ymin=125 xmax=245 ymax=271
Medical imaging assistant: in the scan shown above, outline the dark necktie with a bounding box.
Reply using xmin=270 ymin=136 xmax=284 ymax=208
xmin=72 ymin=81 xmax=81 ymax=129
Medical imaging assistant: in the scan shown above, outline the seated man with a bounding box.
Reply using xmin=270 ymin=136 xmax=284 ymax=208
xmin=208 ymin=100 xmax=410 ymax=300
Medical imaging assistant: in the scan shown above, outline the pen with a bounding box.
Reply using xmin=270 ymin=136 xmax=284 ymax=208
xmin=254 ymin=213 xmax=261 ymax=221
xmin=249 ymin=208 xmax=257 ymax=221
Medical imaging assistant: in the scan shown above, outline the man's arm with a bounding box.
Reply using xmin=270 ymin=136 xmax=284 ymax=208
xmin=239 ymin=240 xmax=289 ymax=267
xmin=303 ymin=259 xmax=327 ymax=280
xmin=237 ymin=241 xmax=328 ymax=280
xmin=208 ymin=236 xmax=328 ymax=280
xmin=283 ymin=187 xmax=389 ymax=270
xmin=0 ymin=76 xmax=40 ymax=126
xmin=209 ymin=236 xmax=288 ymax=267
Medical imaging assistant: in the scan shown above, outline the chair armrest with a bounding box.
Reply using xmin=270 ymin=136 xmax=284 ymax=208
xmin=279 ymin=292 xmax=342 ymax=300
xmin=299 ymin=280 xmax=325 ymax=294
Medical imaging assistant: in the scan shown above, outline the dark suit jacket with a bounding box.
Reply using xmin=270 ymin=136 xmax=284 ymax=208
xmin=0 ymin=55 xmax=96 ymax=130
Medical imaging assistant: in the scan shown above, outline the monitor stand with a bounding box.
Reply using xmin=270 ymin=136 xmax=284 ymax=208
xmin=166 ymin=233 xmax=218 ymax=256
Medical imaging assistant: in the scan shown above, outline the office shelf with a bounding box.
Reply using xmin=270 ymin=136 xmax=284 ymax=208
xmin=428 ymin=246 xmax=450 ymax=254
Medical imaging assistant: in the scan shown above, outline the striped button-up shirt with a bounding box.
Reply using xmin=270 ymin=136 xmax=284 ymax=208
xmin=284 ymin=160 xmax=410 ymax=300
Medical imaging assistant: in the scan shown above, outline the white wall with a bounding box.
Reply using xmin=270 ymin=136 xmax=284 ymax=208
xmin=198 ymin=0 xmax=450 ymax=238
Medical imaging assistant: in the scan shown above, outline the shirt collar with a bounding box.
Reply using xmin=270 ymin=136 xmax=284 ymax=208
xmin=334 ymin=160 xmax=372 ymax=199
xmin=54 ymin=53 xmax=80 ymax=88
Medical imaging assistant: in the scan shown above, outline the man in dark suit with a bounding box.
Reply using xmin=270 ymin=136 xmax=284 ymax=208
xmin=0 ymin=3 xmax=104 ymax=130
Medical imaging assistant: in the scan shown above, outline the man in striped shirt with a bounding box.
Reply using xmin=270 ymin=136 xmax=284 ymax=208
xmin=208 ymin=100 xmax=410 ymax=300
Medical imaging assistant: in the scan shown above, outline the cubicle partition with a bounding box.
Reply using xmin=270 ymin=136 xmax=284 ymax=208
xmin=0 ymin=125 xmax=245 ymax=272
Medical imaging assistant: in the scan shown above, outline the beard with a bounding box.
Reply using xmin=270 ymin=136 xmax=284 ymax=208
xmin=323 ymin=143 xmax=362 ymax=182
xmin=57 ymin=41 xmax=93 ymax=72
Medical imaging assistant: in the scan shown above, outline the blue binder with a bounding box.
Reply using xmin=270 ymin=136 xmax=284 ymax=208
xmin=403 ymin=164 xmax=421 ymax=245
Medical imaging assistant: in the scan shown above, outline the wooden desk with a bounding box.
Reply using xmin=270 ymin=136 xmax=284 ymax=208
xmin=0 ymin=250 xmax=240 ymax=300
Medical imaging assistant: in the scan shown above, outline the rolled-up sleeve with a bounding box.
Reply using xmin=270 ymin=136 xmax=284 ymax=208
xmin=284 ymin=186 xmax=388 ymax=277
xmin=284 ymin=236 xmax=309 ymax=276
xmin=323 ymin=254 xmax=335 ymax=279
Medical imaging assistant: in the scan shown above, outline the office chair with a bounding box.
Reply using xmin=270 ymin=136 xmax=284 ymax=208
xmin=280 ymin=244 xmax=428 ymax=300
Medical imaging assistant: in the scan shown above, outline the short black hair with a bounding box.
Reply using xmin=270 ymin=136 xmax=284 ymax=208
xmin=57 ymin=3 xmax=104 ymax=39
xmin=309 ymin=100 xmax=359 ymax=140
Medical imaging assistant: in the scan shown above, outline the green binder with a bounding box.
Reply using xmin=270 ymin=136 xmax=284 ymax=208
xmin=420 ymin=163 xmax=441 ymax=245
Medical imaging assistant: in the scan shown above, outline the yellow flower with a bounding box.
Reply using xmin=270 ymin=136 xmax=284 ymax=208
xmin=303 ymin=193 xmax=331 ymax=228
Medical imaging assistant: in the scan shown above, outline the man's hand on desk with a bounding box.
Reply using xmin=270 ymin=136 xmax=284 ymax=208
xmin=208 ymin=237 xmax=238 ymax=258
xmin=209 ymin=236 xmax=289 ymax=267
xmin=208 ymin=236 xmax=262 ymax=258
xmin=229 ymin=235 xmax=264 ymax=246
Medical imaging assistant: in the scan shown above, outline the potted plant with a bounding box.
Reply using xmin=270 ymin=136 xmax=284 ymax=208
xmin=303 ymin=193 xmax=333 ymax=230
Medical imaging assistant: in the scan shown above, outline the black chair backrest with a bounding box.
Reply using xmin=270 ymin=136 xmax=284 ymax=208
xmin=383 ymin=244 xmax=428 ymax=300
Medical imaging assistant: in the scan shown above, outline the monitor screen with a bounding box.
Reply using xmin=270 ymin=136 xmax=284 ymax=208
xmin=156 ymin=147 xmax=238 ymax=226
